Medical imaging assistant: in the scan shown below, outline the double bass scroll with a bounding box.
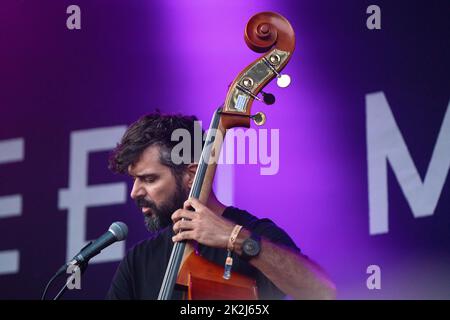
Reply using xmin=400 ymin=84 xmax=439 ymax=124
xmin=158 ymin=11 xmax=296 ymax=300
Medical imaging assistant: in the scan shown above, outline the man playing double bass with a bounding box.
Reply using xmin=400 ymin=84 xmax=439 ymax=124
xmin=106 ymin=113 xmax=336 ymax=300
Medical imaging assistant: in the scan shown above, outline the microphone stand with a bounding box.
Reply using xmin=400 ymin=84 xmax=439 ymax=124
xmin=41 ymin=241 xmax=93 ymax=300
xmin=41 ymin=221 xmax=128 ymax=300
xmin=53 ymin=261 xmax=88 ymax=300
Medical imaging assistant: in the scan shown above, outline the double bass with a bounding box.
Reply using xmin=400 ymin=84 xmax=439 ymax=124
xmin=158 ymin=11 xmax=295 ymax=300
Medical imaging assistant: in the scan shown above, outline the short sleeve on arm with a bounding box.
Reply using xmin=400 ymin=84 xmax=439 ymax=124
xmin=252 ymin=218 xmax=301 ymax=253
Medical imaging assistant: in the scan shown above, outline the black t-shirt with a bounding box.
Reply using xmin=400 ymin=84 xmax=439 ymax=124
xmin=106 ymin=206 xmax=300 ymax=300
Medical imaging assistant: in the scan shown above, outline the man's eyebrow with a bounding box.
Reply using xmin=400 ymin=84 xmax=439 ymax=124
xmin=131 ymin=173 xmax=159 ymax=179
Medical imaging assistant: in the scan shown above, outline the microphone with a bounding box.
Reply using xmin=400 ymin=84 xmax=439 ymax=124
xmin=42 ymin=221 xmax=128 ymax=300
xmin=70 ymin=221 xmax=128 ymax=265
xmin=55 ymin=222 xmax=128 ymax=275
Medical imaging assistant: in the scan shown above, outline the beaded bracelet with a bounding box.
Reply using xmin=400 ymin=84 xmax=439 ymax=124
xmin=223 ymin=224 xmax=243 ymax=280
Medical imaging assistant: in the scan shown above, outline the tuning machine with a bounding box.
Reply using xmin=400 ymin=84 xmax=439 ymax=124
xmin=251 ymin=112 xmax=266 ymax=126
xmin=260 ymin=91 xmax=275 ymax=105
xmin=262 ymin=56 xmax=291 ymax=88
xmin=236 ymin=81 xmax=276 ymax=106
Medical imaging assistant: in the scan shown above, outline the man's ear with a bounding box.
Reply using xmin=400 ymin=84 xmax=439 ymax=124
xmin=185 ymin=163 xmax=198 ymax=188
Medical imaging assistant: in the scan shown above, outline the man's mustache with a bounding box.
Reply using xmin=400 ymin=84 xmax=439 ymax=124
xmin=135 ymin=197 xmax=157 ymax=210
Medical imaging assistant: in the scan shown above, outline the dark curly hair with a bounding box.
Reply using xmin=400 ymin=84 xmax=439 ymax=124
xmin=109 ymin=112 xmax=204 ymax=177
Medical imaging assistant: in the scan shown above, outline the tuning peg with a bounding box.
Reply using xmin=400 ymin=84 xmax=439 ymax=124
xmin=262 ymin=56 xmax=292 ymax=88
xmin=251 ymin=112 xmax=266 ymax=126
xmin=276 ymin=74 xmax=291 ymax=88
xmin=260 ymin=91 xmax=275 ymax=105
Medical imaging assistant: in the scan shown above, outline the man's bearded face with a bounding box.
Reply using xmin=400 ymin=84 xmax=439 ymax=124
xmin=135 ymin=178 xmax=188 ymax=233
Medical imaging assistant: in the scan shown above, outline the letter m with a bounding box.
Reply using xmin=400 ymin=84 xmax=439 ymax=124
xmin=366 ymin=92 xmax=450 ymax=235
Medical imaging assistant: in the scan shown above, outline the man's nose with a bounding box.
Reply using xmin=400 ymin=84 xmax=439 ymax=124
xmin=130 ymin=179 xmax=145 ymax=199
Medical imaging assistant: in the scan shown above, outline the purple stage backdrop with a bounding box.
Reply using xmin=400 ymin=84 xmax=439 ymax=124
xmin=1 ymin=0 xmax=449 ymax=299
